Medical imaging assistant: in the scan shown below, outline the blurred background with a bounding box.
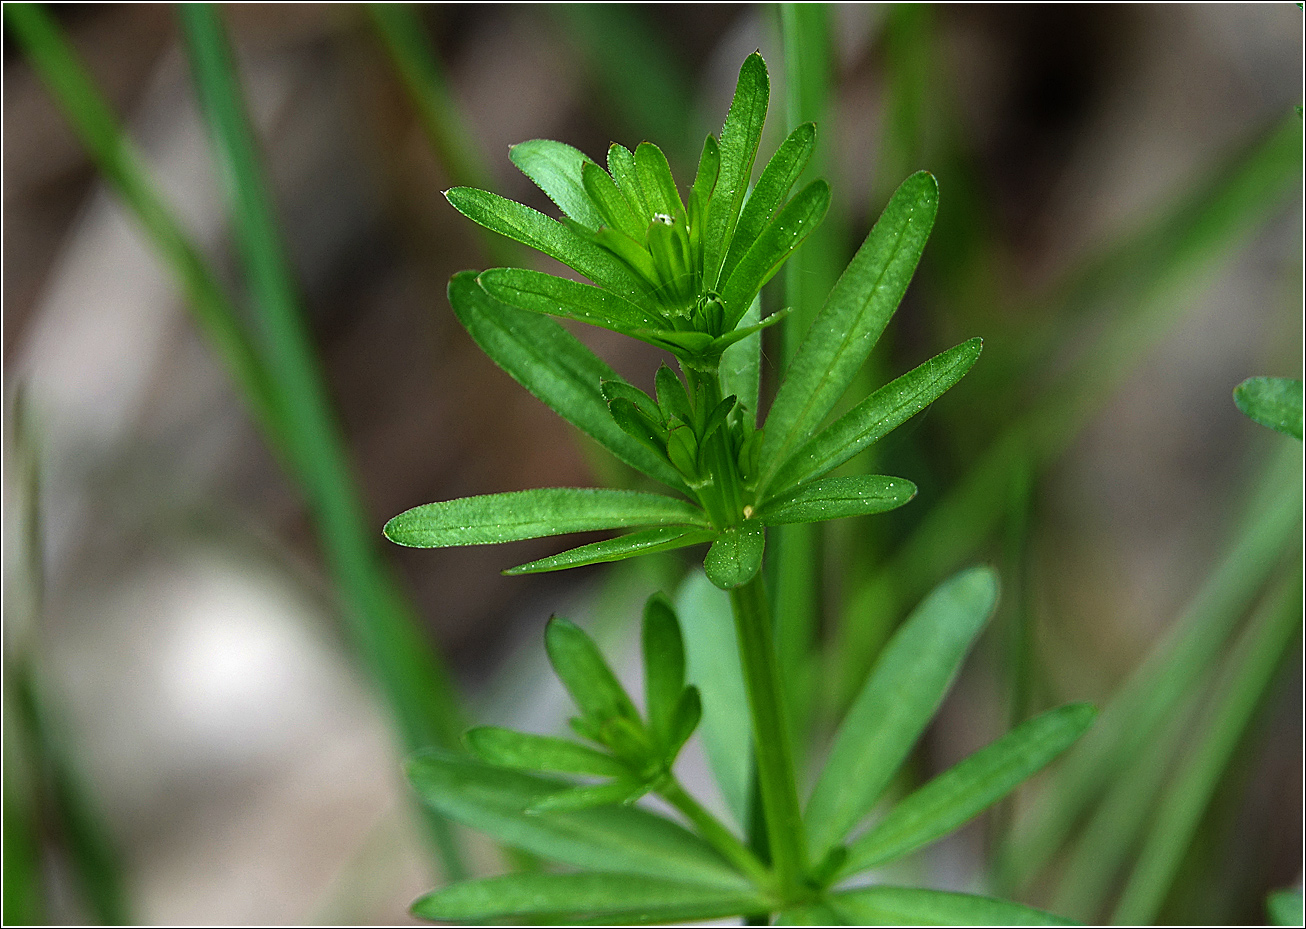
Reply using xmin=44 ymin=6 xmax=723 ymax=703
xmin=3 ymin=3 xmax=1301 ymax=925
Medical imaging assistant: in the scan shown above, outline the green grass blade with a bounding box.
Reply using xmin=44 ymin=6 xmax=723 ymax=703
xmin=771 ymin=338 xmax=982 ymax=493
xmin=1268 ymin=889 xmax=1305 ymax=926
xmin=176 ymin=3 xmax=470 ymax=874
xmin=448 ymin=272 xmax=690 ymax=493
xmin=406 ymin=751 xmax=750 ymax=889
xmin=1112 ymin=574 xmax=1302 ymax=925
xmin=479 ymin=266 xmax=668 ymax=332
xmin=413 ymin=871 xmax=767 ymax=923
xmin=385 ymin=487 xmax=708 ymax=548
xmin=4 ymin=1 xmax=279 ymax=438
xmin=703 ymin=53 xmax=770 ymax=289
xmin=1 ymin=702 xmax=43 ymax=926
xmin=998 ymin=445 xmax=1302 ymax=890
xmin=841 ymin=703 xmax=1096 ymax=877
xmin=829 ymin=887 xmax=1075 ymax=926
xmin=758 ymin=171 xmax=939 ymax=498
xmin=445 ymin=187 xmax=656 ymax=308
xmin=805 ymin=566 xmax=998 ymax=860
xmin=505 ymin=527 xmax=716 ymax=576
xmin=719 ymin=122 xmax=816 ymax=286
xmin=466 ymin=727 xmax=627 ymax=777
xmin=545 ymin=617 xmax=641 ymax=729
xmin=720 ymin=179 xmax=831 ymax=325
xmin=755 ymin=475 xmax=917 ymax=525
xmin=510 ymin=138 xmax=605 ymax=229
xmin=1234 ymin=376 xmax=1304 ymax=440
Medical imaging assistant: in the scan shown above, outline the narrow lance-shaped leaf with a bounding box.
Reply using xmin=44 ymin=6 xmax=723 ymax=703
xmin=406 ymin=752 xmax=749 ymax=888
xmin=828 ymin=887 xmax=1075 ymax=927
xmin=466 ymin=727 xmax=628 ymax=777
xmin=703 ymin=52 xmax=769 ymax=288
xmin=754 ymin=475 xmax=916 ymax=526
xmin=478 ymin=267 xmax=669 ymax=332
xmin=546 ymin=617 xmax=641 ymax=730
xmin=413 ymin=871 xmax=768 ymax=924
xmin=1233 ymin=376 xmax=1303 ymax=440
xmin=635 ymin=141 xmax=687 ymax=222
xmin=840 ymin=703 xmax=1097 ymax=877
xmin=446 ymin=272 xmax=689 ymax=493
xmin=643 ymin=594 xmax=687 ymax=744
xmin=506 ymin=527 xmax=716 ymax=576
xmin=758 ymin=171 xmax=939 ymax=497
xmin=805 ymin=566 xmax=998 ymax=859
xmin=531 ymin=779 xmax=648 ymax=813
xmin=718 ymin=121 xmax=816 ymax=285
xmin=770 ymin=338 xmax=982 ymax=493
xmin=583 ymin=159 xmax=647 ymax=242
xmin=608 ymin=143 xmax=651 ymax=223
xmin=509 ymin=138 xmax=605 ymax=230
xmin=665 ymin=686 xmax=702 ymax=759
xmin=384 ymin=487 xmax=707 ymax=548
xmin=445 ymin=188 xmax=655 ymax=310
xmin=720 ymin=179 xmax=831 ymax=325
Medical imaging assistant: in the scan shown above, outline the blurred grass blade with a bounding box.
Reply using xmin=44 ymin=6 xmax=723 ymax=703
xmin=1 ymin=721 xmax=43 ymax=925
xmin=755 ymin=475 xmax=917 ymax=525
xmin=505 ymin=527 xmax=716 ymax=576
xmin=413 ymin=871 xmax=767 ymax=923
xmin=998 ymin=444 xmax=1302 ymax=891
xmin=178 ymin=3 xmax=472 ymax=875
xmin=406 ymin=751 xmax=752 ymax=889
xmin=841 ymin=703 xmax=1096 ymax=877
xmin=447 ymin=272 xmax=690 ymax=493
xmin=829 ymin=886 xmax=1074 ymax=926
xmin=3 ymin=1 xmax=280 ymax=438
xmin=384 ymin=487 xmax=708 ymax=548
xmin=1112 ymin=574 xmax=1302 ymax=925
xmin=1268 ymin=889 xmax=1306 ymax=926
xmin=805 ymin=567 xmax=998 ymax=860
xmin=676 ymin=571 xmax=752 ymax=826
xmin=1234 ymin=376 xmax=1303 ymax=440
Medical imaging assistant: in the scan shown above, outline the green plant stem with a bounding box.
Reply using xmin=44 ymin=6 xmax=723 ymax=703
xmin=659 ymin=779 xmax=773 ymax=891
xmin=729 ymin=572 xmax=808 ymax=897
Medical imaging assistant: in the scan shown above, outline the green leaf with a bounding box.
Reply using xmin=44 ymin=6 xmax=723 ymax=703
xmin=771 ymin=338 xmax=983 ymax=493
xmin=505 ymin=527 xmax=716 ymax=576
xmin=841 ymin=703 xmax=1096 ymax=876
xmin=642 ymin=594 xmax=686 ymax=744
xmin=703 ymin=52 xmax=769 ymax=287
xmin=446 ymin=272 xmax=689 ymax=492
xmin=776 ymin=903 xmax=847 ymax=925
xmin=406 ymin=751 xmax=749 ymax=888
xmin=704 ymin=523 xmax=765 ymax=590
xmin=478 ymin=267 xmax=669 ymax=332
xmin=583 ymin=159 xmax=646 ymax=242
xmin=608 ymin=143 xmax=652 ymax=222
xmin=665 ymin=686 xmax=702 ymax=759
xmin=675 ymin=571 xmax=752 ymax=825
xmin=445 ymin=187 xmax=654 ymax=308
xmin=545 ymin=617 xmax=641 ymax=729
xmin=1234 ymin=376 xmax=1303 ymax=440
xmin=530 ymin=779 xmax=648 ymax=813
xmin=466 ymin=727 xmax=628 ymax=777
xmin=805 ymin=566 xmax=998 ymax=859
xmin=758 ymin=171 xmax=939 ymax=496
xmin=754 ymin=475 xmax=917 ymax=526
xmin=689 ymin=133 xmax=721 ymax=255
xmin=828 ymin=887 xmax=1075 ymax=926
xmin=412 ymin=871 xmax=767 ymax=923
xmin=655 ymin=365 xmax=694 ymax=425
xmin=509 ymin=138 xmax=605 ymax=230
xmin=635 ymin=141 xmax=686 ymax=222
xmin=719 ymin=121 xmax=817 ymax=286
xmin=1268 ymin=889 xmax=1305 ymax=926
xmin=720 ymin=179 xmax=831 ymax=325
xmin=384 ymin=487 xmax=707 ymax=548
